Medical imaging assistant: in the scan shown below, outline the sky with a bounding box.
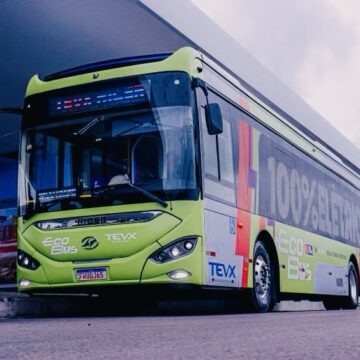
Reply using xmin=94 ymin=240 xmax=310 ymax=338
xmin=192 ymin=0 xmax=360 ymax=148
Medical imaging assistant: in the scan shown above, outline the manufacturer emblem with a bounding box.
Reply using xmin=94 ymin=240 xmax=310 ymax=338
xmin=81 ymin=236 xmax=99 ymax=250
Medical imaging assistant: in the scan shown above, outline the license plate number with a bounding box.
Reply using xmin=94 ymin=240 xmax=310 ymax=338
xmin=76 ymin=268 xmax=107 ymax=281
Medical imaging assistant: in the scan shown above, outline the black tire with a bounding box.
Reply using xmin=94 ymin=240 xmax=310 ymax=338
xmin=322 ymin=297 xmax=341 ymax=310
xmin=342 ymin=262 xmax=358 ymax=309
xmin=250 ymin=241 xmax=277 ymax=313
xmin=323 ymin=262 xmax=358 ymax=310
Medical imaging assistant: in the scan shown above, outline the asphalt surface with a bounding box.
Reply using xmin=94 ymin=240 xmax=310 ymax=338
xmin=1 ymin=306 xmax=359 ymax=360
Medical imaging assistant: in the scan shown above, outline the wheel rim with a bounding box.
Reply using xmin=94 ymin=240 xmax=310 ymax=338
xmin=349 ymin=270 xmax=358 ymax=305
xmin=254 ymin=255 xmax=271 ymax=305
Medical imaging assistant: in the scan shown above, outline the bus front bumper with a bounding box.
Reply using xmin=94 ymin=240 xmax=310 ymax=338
xmin=17 ymin=237 xmax=203 ymax=294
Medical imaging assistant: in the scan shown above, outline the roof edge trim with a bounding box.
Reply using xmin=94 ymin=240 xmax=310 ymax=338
xmin=43 ymin=52 xmax=172 ymax=81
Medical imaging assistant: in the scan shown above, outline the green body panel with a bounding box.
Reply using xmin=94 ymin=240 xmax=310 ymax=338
xmin=244 ymin=210 xmax=359 ymax=295
xmin=275 ymin=222 xmax=355 ymax=294
xmin=17 ymin=200 xmax=205 ymax=291
xmin=23 ymin=211 xmax=180 ymax=261
xmin=25 ymin=47 xmax=202 ymax=97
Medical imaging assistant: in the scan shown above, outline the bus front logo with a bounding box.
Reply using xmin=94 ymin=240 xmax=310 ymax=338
xmin=81 ymin=236 xmax=99 ymax=250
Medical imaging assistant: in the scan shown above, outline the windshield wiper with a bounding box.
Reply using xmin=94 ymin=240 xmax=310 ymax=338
xmin=74 ymin=115 xmax=105 ymax=136
xmin=101 ymin=180 xmax=168 ymax=208
xmin=74 ymin=113 xmax=143 ymax=137
xmin=127 ymin=182 xmax=168 ymax=208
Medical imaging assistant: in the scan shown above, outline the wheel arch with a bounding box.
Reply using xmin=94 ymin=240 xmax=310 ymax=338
xmin=255 ymin=230 xmax=280 ymax=298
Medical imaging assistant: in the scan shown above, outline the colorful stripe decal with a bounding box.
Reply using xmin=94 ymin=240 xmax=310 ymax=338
xmin=236 ymin=121 xmax=253 ymax=287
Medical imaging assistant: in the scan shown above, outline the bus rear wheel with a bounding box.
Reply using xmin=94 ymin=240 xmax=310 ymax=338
xmin=250 ymin=241 xmax=276 ymax=313
xmin=342 ymin=262 xmax=358 ymax=309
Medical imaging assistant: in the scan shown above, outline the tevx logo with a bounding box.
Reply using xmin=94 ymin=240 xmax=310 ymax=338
xmin=209 ymin=262 xmax=236 ymax=278
xmin=105 ymin=233 xmax=137 ymax=242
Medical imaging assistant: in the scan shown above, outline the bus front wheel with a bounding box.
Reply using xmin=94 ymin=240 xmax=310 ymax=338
xmin=251 ymin=241 xmax=277 ymax=313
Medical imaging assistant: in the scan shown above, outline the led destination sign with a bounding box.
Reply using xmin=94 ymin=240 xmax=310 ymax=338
xmin=38 ymin=188 xmax=77 ymax=203
xmin=49 ymin=82 xmax=149 ymax=116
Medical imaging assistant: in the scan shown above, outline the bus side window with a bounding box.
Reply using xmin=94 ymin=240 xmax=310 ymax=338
xmin=218 ymin=120 xmax=235 ymax=185
xmin=201 ymin=93 xmax=236 ymax=205
xmin=201 ymin=106 xmax=219 ymax=180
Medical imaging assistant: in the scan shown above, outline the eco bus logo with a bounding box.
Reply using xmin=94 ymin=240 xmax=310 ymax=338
xmin=81 ymin=236 xmax=99 ymax=250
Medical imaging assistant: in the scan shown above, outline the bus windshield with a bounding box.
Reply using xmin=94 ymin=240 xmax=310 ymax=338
xmin=19 ymin=72 xmax=198 ymax=217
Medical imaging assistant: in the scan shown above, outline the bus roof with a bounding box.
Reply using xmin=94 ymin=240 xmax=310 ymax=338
xmin=43 ymin=53 xmax=172 ymax=81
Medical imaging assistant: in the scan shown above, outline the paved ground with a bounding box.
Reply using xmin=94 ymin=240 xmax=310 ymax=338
xmin=0 ymin=305 xmax=359 ymax=360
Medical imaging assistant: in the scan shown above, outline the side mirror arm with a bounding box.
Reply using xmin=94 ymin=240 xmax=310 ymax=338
xmin=192 ymin=78 xmax=223 ymax=136
xmin=192 ymin=78 xmax=208 ymax=98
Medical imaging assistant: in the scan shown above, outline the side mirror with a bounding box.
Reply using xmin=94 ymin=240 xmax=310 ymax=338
xmin=205 ymin=103 xmax=223 ymax=135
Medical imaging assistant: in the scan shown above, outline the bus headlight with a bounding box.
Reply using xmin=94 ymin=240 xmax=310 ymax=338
xmin=17 ymin=250 xmax=40 ymax=270
xmin=150 ymin=237 xmax=197 ymax=264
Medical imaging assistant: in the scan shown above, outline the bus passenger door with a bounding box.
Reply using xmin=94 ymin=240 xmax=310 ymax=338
xmin=198 ymin=91 xmax=242 ymax=288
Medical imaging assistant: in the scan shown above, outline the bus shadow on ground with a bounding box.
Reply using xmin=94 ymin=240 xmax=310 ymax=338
xmin=0 ymin=296 xmax=248 ymax=318
xmin=0 ymin=292 xmax=325 ymax=318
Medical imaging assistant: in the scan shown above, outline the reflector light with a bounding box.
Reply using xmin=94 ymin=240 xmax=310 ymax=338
xmin=19 ymin=279 xmax=31 ymax=287
xmin=206 ymin=251 xmax=216 ymax=257
xmin=167 ymin=270 xmax=191 ymax=280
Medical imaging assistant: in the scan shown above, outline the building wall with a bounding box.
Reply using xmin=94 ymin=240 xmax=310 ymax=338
xmin=0 ymin=155 xmax=17 ymax=287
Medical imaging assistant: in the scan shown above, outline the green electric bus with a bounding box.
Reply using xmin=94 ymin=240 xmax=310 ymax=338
xmin=17 ymin=47 xmax=360 ymax=312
